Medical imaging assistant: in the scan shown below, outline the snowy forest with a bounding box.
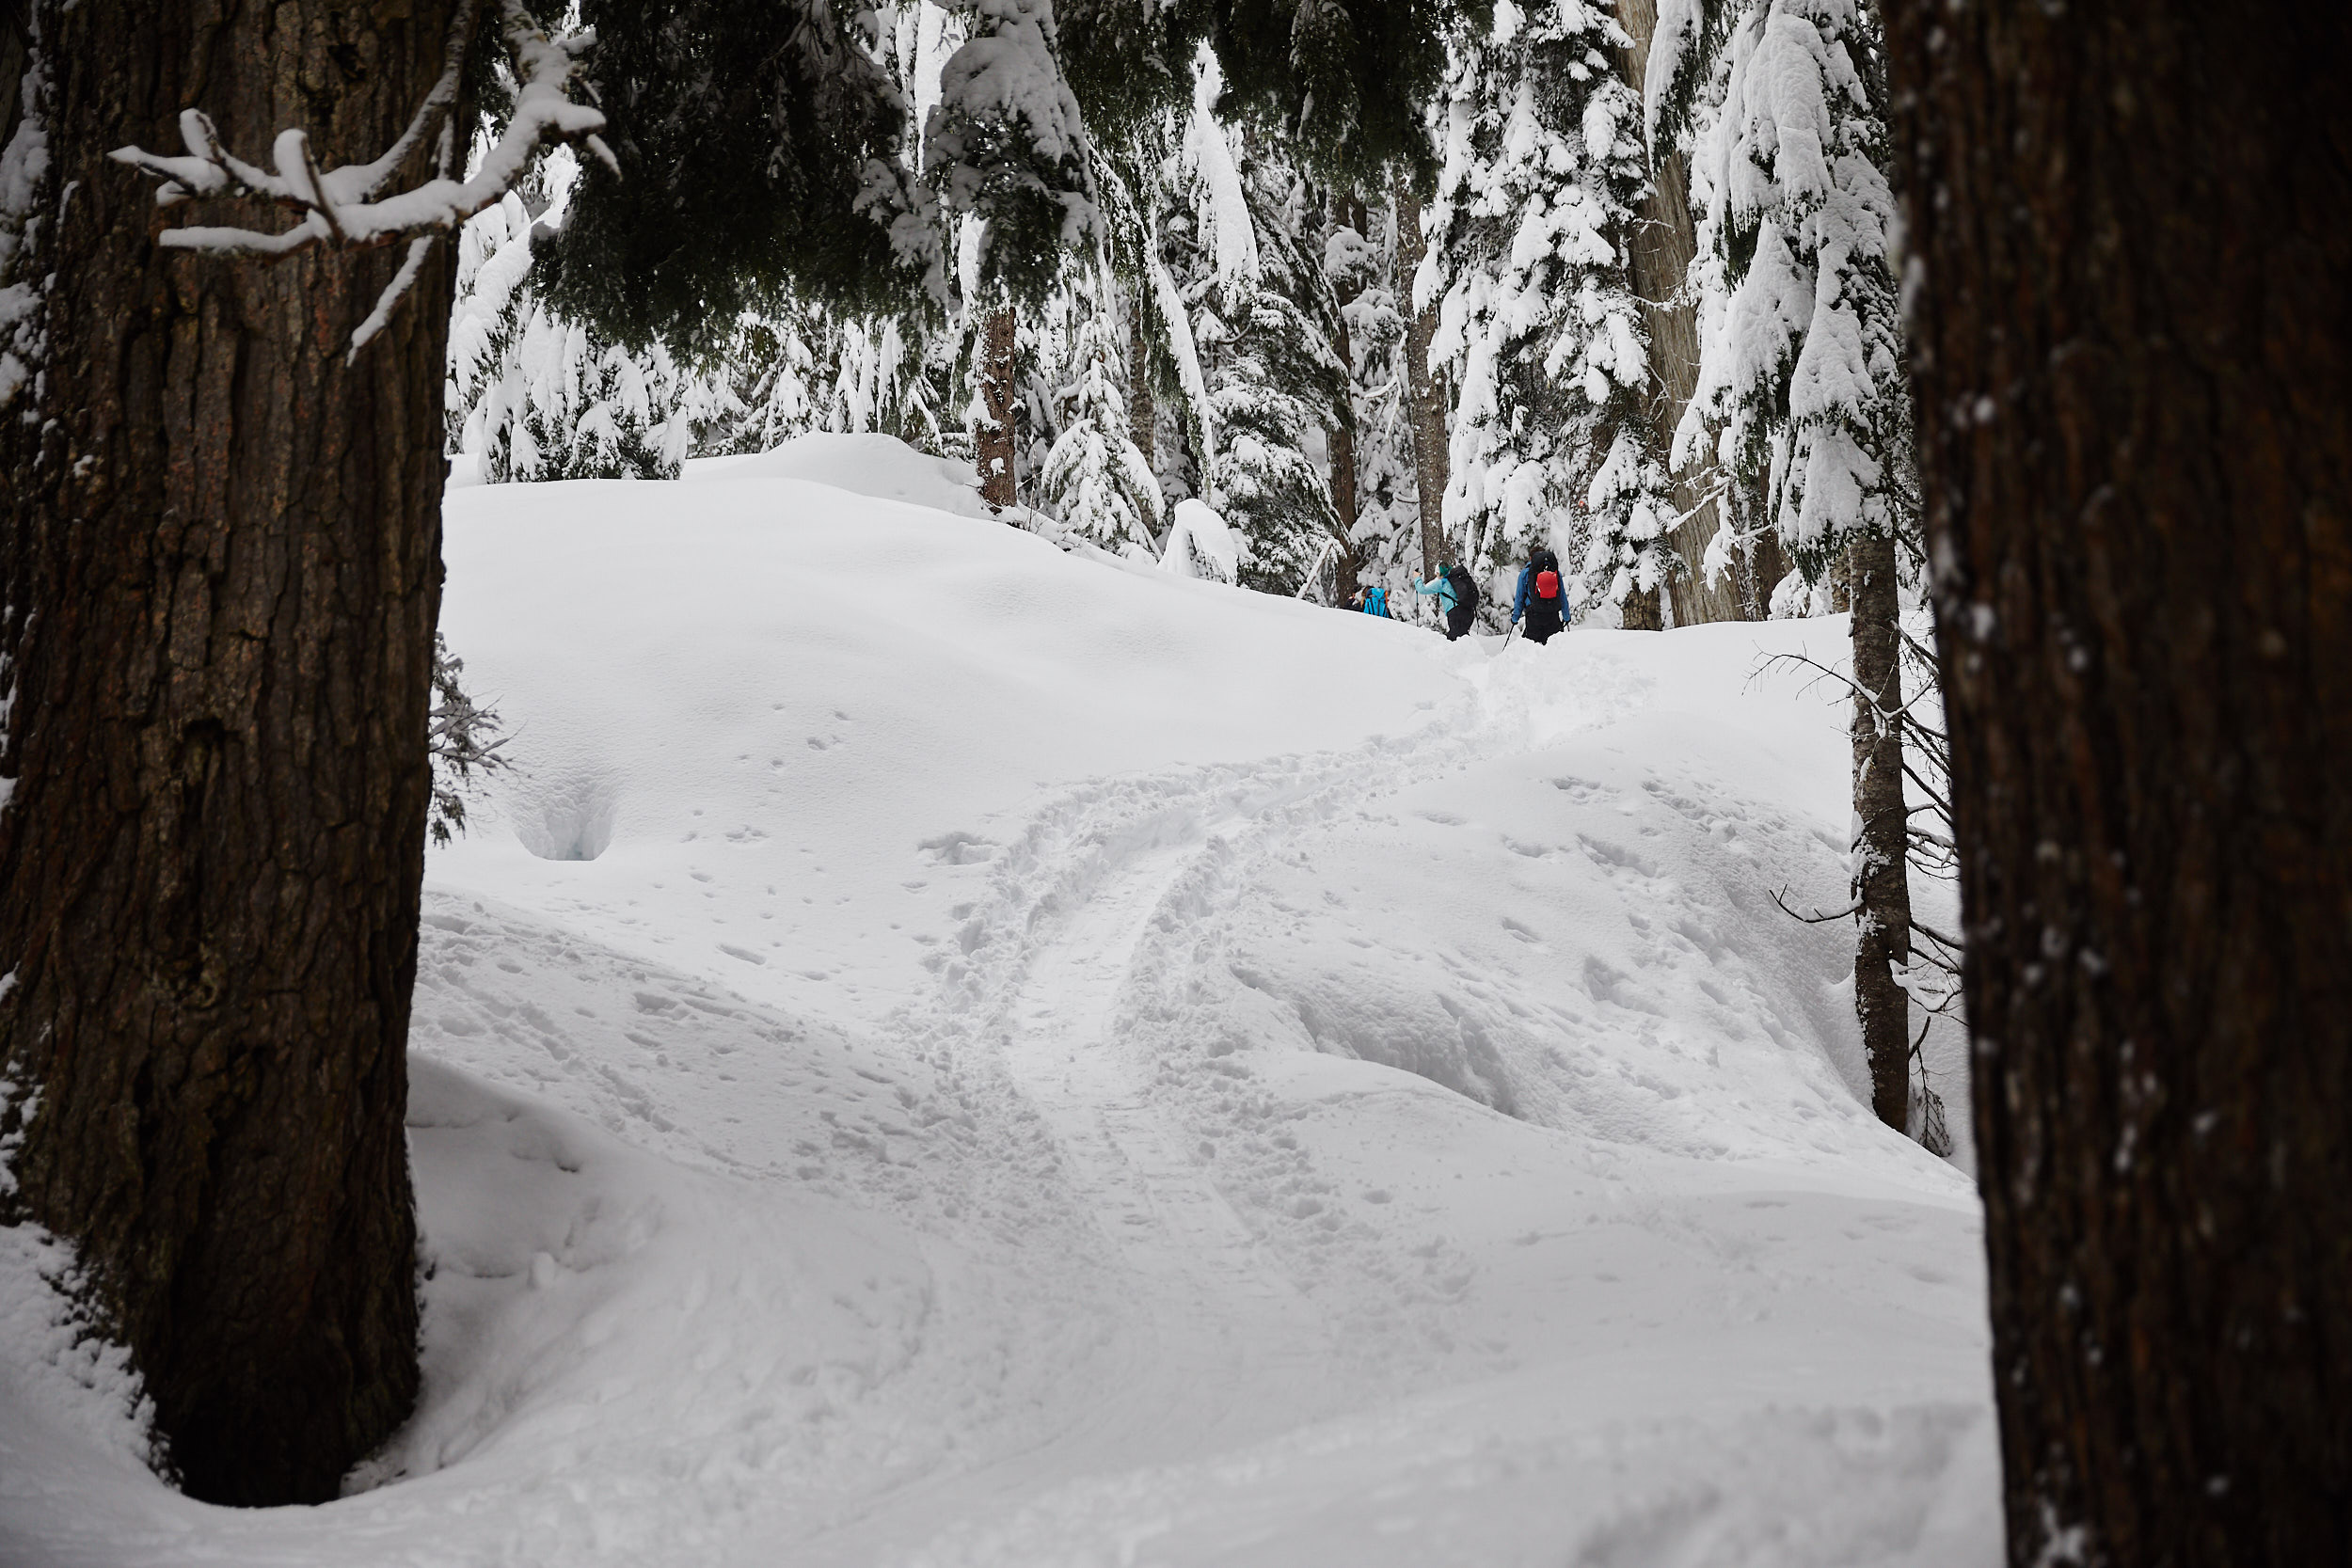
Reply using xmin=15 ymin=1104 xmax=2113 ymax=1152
xmin=0 ymin=3 xmax=2344 ymax=1566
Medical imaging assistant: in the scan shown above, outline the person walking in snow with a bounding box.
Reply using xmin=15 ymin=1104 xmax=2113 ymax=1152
xmin=1417 ymin=562 xmax=1481 ymax=641
xmin=1510 ymin=546 xmax=1568 ymax=645
xmin=1355 ymin=584 xmax=1392 ymax=618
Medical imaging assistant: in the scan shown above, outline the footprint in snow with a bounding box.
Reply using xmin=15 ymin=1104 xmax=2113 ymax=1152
xmin=918 ymin=831 xmax=997 ymax=865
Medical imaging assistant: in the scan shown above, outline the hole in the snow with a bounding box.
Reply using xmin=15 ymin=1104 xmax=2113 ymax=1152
xmin=514 ymin=773 xmax=619 ymax=862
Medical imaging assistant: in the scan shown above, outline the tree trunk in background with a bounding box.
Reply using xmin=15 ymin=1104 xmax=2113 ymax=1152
xmin=1327 ymin=193 xmax=1368 ymax=608
xmin=1849 ymin=531 xmax=1911 ymax=1129
xmin=1883 ymin=2 xmax=2352 ymax=1562
xmin=1620 ymin=583 xmax=1663 ymax=630
xmin=1327 ymin=359 xmax=1361 ymax=605
xmin=1612 ymin=0 xmax=1740 ymax=626
xmin=1392 ymin=178 xmax=1449 ymax=581
xmin=977 ymin=306 xmax=1019 ymax=510
xmin=0 ymin=0 xmax=451 ymax=1505
xmin=1128 ymin=294 xmax=1154 ymax=470
xmin=1749 ymin=527 xmax=1790 ymax=616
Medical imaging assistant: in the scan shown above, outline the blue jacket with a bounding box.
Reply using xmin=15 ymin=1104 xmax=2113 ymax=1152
xmin=1415 ymin=576 xmax=1458 ymax=613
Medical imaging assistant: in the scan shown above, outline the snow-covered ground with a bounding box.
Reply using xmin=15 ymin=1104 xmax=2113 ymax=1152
xmin=0 ymin=440 xmax=1994 ymax=1565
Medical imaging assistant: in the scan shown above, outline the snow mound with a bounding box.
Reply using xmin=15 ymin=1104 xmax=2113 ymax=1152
xmin=1161 ymin=497 xmax=1239 ymax=583
xmin=685 ymin=432 xmax=993 ymax=519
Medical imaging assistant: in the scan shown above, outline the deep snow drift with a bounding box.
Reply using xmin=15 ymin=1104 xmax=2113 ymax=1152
xmin=0 ymin=441 xmax=1994 ymax=1565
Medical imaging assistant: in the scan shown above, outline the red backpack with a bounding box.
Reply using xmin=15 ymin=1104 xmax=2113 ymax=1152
xmin=1535 ymin=569 xmax=1560 ymax=599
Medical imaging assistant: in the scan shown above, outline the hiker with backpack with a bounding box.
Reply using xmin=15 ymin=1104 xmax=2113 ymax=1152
xmin=1416 ymin=562 xmax=1482 ymax=641
xmin=1510 ymin=546 xmax=1568 ymax=645
xmin=1355 ymin=584 xmax=1392 ymax=618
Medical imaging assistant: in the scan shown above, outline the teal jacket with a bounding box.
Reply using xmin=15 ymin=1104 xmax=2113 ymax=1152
xmin=1415 ymin=576 xmax=1458 ymax=613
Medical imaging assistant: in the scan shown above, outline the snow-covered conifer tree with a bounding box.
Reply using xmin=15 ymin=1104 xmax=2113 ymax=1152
xmin=1423 ymin=0 xmax=1679 ymax=622
xmin=1042 ymin=278 xmax=1165 ymax=552
xmin=1662 ymin=0 xmax=1915 ymax=594
xmin=1163 ymin=65 xmax=1346 ymax=594
xmin=447 ymin=173 xmax=702 ymax=483
xmin=1326 ymin=199 xmax=1426 ymax=607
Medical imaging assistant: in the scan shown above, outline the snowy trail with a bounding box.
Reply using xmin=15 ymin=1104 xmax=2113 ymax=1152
xmin=993 ymin=841 xmax=1330 ymax=1456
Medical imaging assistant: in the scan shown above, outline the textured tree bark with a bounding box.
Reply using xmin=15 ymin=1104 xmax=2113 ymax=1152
xmin=0 ymin=0 xmax=456 ymax=1506
xmin=1883 ymin=2 xmax=2352 ymax=1561
xmin=1611 ymin=0 xmax=1741 ymax=626
xmin=1849 ymin=531 xmax=1912 ymax=1129
xmin=1327 ymin=194 xmax=1367 ymax=608
xmin=1620 ymin=583 xmax=1663 ymax=630
xmin=1127 ymin=295 xmax=1154 ymax=471
xmin=977 ymin=306 xmax=1019 ymax=510
xmin=1391 ymin=178 xmax=1450 ymax=581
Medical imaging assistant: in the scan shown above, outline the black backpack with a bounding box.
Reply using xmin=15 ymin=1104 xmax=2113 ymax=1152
xmin=1445 ymin=563 xmax=1480 ymax=615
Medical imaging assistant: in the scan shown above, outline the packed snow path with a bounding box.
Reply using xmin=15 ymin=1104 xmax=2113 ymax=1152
xmin=993 ymin=841 xmax=1331 ymax=1449
xmin=0 ymin=447 xmax=1997 ymax=1565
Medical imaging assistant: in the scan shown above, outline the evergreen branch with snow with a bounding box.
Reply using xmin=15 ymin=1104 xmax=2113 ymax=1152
xmin=427 ymin=633 xmax=511 ymax=847
xmin=109 ymin=0 xmax=613 ymax=353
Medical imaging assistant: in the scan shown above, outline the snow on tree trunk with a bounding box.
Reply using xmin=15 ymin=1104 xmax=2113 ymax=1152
xmin=0 ymin=0 xmax=449 ymax=1505
xmin=1885 ymin=2 xmax=2352 ymax=1562
xmin=977 ymin=305 xmax=1019 ymax=508
xmin=1324 ymin=191 xmax=1380 ymax=608
xmin=1391 ymin=176 xmax=1451 ymax=588
xmin=1848 ymin=530 xmax=1910 ymax=1130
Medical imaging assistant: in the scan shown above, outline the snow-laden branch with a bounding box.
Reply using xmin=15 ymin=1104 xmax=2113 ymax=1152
xmin=108 ymin=0 xmax=615 ymax=354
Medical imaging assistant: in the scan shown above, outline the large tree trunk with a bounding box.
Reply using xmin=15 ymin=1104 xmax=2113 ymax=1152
xmin=1391 ymin=178 xmax=1449 ymax=583
xmin=1849 ymin=531 xmax=1911 ymax=1129
xmin=977 ymin=305 xmax=1019 ymax=510
xmin=1611 ymin=0 xmax=1741 ymax=626
xmin=1883 ymin=2 xmax=2352 ymax=1562
xmin=0 ymin=0 xmax=454 ymax=1506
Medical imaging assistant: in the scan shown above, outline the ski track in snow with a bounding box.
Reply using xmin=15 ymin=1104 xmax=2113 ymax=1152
xmin=801 ymin=735 xmax=1489 ymax=1561
xmin=0 ymin=468 xmax=1994 ymax=1567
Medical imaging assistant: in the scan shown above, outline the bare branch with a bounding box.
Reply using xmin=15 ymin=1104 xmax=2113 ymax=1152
xmin=1770 ymin=885 xmax=1865 ymax=926
xmin=1909 ymin=915 xmax=1966 ymax=955
xmin=1900 ymin=759 xmax=1953 ymax=819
